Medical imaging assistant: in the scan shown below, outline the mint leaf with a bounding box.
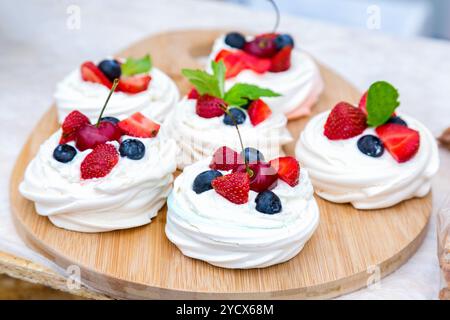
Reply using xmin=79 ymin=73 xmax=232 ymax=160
xmin=121 ymin=55 xmax=152 ymax=76
xmin=224 ymin=83 xmax=281 ymax=107
xmin=366 ymin=81 xmax=400 ymax=127
xmin=181 ymin=61 xmax=225 ymax=98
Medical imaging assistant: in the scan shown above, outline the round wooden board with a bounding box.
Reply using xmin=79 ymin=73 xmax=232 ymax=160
xmin=10 ymin=30 xmax=431 ymax=299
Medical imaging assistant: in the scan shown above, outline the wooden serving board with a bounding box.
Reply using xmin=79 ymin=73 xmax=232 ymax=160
xmin=10 ymin=30 xmax=431 ymax=299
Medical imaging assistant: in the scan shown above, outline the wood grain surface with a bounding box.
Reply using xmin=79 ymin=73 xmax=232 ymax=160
xmin=9 ymin=30 xmax=432 ymax=299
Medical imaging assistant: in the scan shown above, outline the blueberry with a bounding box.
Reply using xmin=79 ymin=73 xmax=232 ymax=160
xmin=193 ymin=170 xmax=223 ymax=194
xmin=275 ymin=34 xmax=294 ymax=50
xmin=224 ymin=32 xmax=246 ymax=49
xmin=100 ymin=116 xmax=120 ymax=125
xmin=119 ymin=139 xmax=145 ymax=160
xmin=98 ymin=59 xmax=121 ymax=82
xmin=53 ymin=144 xmax=77 ymax=163
xmin=241 ymin=147 xmax=265 ymax=164
xmin=357 ymin=135 xmax=384 ymax=158
xmin=223 ymin=108 xmax=246 ymax=125
xmin=255 ymin=190 xmax=282 ymax=214
xmin=387 ymin=116 xmax=407 ymax=127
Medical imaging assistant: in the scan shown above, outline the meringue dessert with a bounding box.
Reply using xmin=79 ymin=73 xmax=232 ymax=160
xmin=296 ymin=81 xmax=439 ymax=209
xmin=20 ymin=81 xmax=177 ymax=232
xmin=54 ymin=55 xmax=179 ymax=123
xmin=165 ymin=146 xmax=319 ymax=269
xmin=164 ymin=61 xmax=292 ymax=169
xmin=206 ymin=32 xmax=324 ymax=119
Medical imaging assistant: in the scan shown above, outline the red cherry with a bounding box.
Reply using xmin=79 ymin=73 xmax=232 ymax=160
xmin=243 ymin=34 xmax=278 ymax=58
xmin=233 ymin=162 xmax=278 ymax=192
xmin=75 ymin=121 xmax=122 ymax=151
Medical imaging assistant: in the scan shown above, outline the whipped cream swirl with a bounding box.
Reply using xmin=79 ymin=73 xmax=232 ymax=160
xmin=54 ymin=66 xmax=179 ymax=123
xmin=163 ymin=97 xmax=293 ymax=169
xmin=19 ymin=131 xmax=177 ymax=232
xmin=296 ymin=112 xmax=440 ymax=209
xmin=207 ymin=36 xmax=324 ymax=118
xmin=165 ymin=158 xmax=320 ymax=269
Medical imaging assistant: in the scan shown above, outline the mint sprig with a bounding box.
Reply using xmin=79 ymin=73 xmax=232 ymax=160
xmin=366 ymin=81 xmax=400 ymax=127
xmin=182 ymin=61 xmax=281 ymax=105
xmin=121 ymin=55 xmax=152 ymax=76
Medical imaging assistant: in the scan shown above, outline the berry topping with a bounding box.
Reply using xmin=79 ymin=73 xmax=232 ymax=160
xmin=81 ymin=61 xmax=113 ymax=89
xmin=53 ymin=144 xmax=77 ymax=163
xmin=233 ymin=162 xmax=278 ymax=192
xmin=387 ymin=116 xmax=407 ymax=127
xmin=274 ymin=34 xmax=294 ymax=50
xmin=255 ymin=190 xmax=282 ymax=214
xmin=241 ymin=147 xmax=265 ymax=164
xmin=80 ymin=144 xmax=119 ymax=179
xmin=75 ymin=121 xmax=122 ymax=151
xmin=60 ymin=110 xmax=90 ymax=144
xmin=357 ymin=135 xmax=384 ymax=158
xmin=269 ymin=156 xmax=300 ymax=187
xmin=117 ymin=75 xmax=151 ymax=94
xmin=196 ymin=94 xmax=227 ymax=118
xmin=100 ymin=116 xmax=120 ymax=125
xmin=375 ymin=123 xmax=420 ymax=163
xmin=358 ymin=91 xmax=368 ymax=115
xmin=224 ymin=32 xmax=246 ymax=49
xmin=269 ymin=45 xmax=292 ymax=72
xmin=243 ymin=34 xmax=278 ymax=58
xmin=247 ymin=99 xmax=272 ymax=126
xmin=119 ymin=139 xmax=146 ymax=160
xmin=215 ymin=49 xmax=247 ymax=79
xmin=223 ymin=108 xmax=246 ymax=125
xmin=193 ymin=170 xmax=223 ymax=194
xmin=324 ymin=102 xmax=367 ymax=140
xmin=211 ymin=172 xmax=250 ymax=204
xmin=210 ymin=146 xmax=243 ymax=171
xmin=187 ymin=88 xmax=200 ymax=100
xmin=118 ymin=112 xmax=160 ymax=138
xmin=98 ymin=59 xmax=121 ymax=82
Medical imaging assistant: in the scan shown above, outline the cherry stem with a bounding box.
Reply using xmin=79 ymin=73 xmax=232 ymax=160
xmin=96 ymin=78 xmax=119 ymax=127
xmin=268 ymin=0 xmax=280 ymax=33
xmin=221 ymin=105 xmax=253 ymax=177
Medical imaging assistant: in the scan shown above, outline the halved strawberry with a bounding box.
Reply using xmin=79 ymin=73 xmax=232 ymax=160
xmin=211 ymin=172 xmax=250 ymax=204
xmin=80 ymin=143 xmax=119 ymax=179
xmin=187 ymin=88 xmax=200 ymax=100
xmin=324 ymin=102 xmax=367 ymax=140
xmin=215 ymin=49 xmax=247 ymax=79
xmin=117 ymin=75 xmax=151 ymax=94
xmin=269 ymin=45 xmax=292 ymax=72
xmin=80 ymin=61 xmax=113 ymax=89
xmin=60 ymin=110 xmax=90 ymax=144
xmin=209 ymin=146 xmax=243 ymax=171
xmin=118 ymin=112 xmax=160 ymax=138
xmin=247 ymin=99 xmax=272 ymax=126
xmin=196 ymin=94 xmax=226 ymax=118
xmin=269 ymin=157 xmax=300 ymax=187
xmin=375 ymin=123 xmax=420 ymax=163
xmin=241 ymin=52 xmax=271 ymax=74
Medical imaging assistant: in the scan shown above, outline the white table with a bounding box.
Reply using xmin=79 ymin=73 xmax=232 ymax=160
xmin=0 ymin=0 xmax=449 ymax=299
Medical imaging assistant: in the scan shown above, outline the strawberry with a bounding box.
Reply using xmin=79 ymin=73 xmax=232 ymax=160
xmin=324 ymin=102 xmax=367 ymax=140
xmin=247 ymin=99 xmax=272 ymax=126
xmin=118 ymin=112 xmax=160 ymax=138
xmin=187 ymin=88 xmax=200 ymax=100
xmin=215 ymin=49 xmax=247 ymax=79
xmin=375 ymin=123 xmax=420 ymax=163
xmin=60 ymin=110 xmax=90 ymax=144
xmin=80 ymin=61 xmax=113 ymax=89
xmin=269 ymin=45 xmax=292 ymax=72
xmin=241 ymin=52 xmax=271 ymax=74
xmin=117 ymin=75 xmax=151 ymax=94
xmin=209 ymin=146 xmax=243 ymax=171
xmin=80 ymin=144 xmax=119 ymax=179
xmin=269 ymin=157 xmax=300 ymax=187
xmin=196 ymin=94 xmax=226 ymax=118
xmin=211 ymin=172 xmax=250 ymax=204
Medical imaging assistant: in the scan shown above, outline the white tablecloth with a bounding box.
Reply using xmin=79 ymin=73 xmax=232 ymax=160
xmin=0 ymin=0 xmax=449 ymax=299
